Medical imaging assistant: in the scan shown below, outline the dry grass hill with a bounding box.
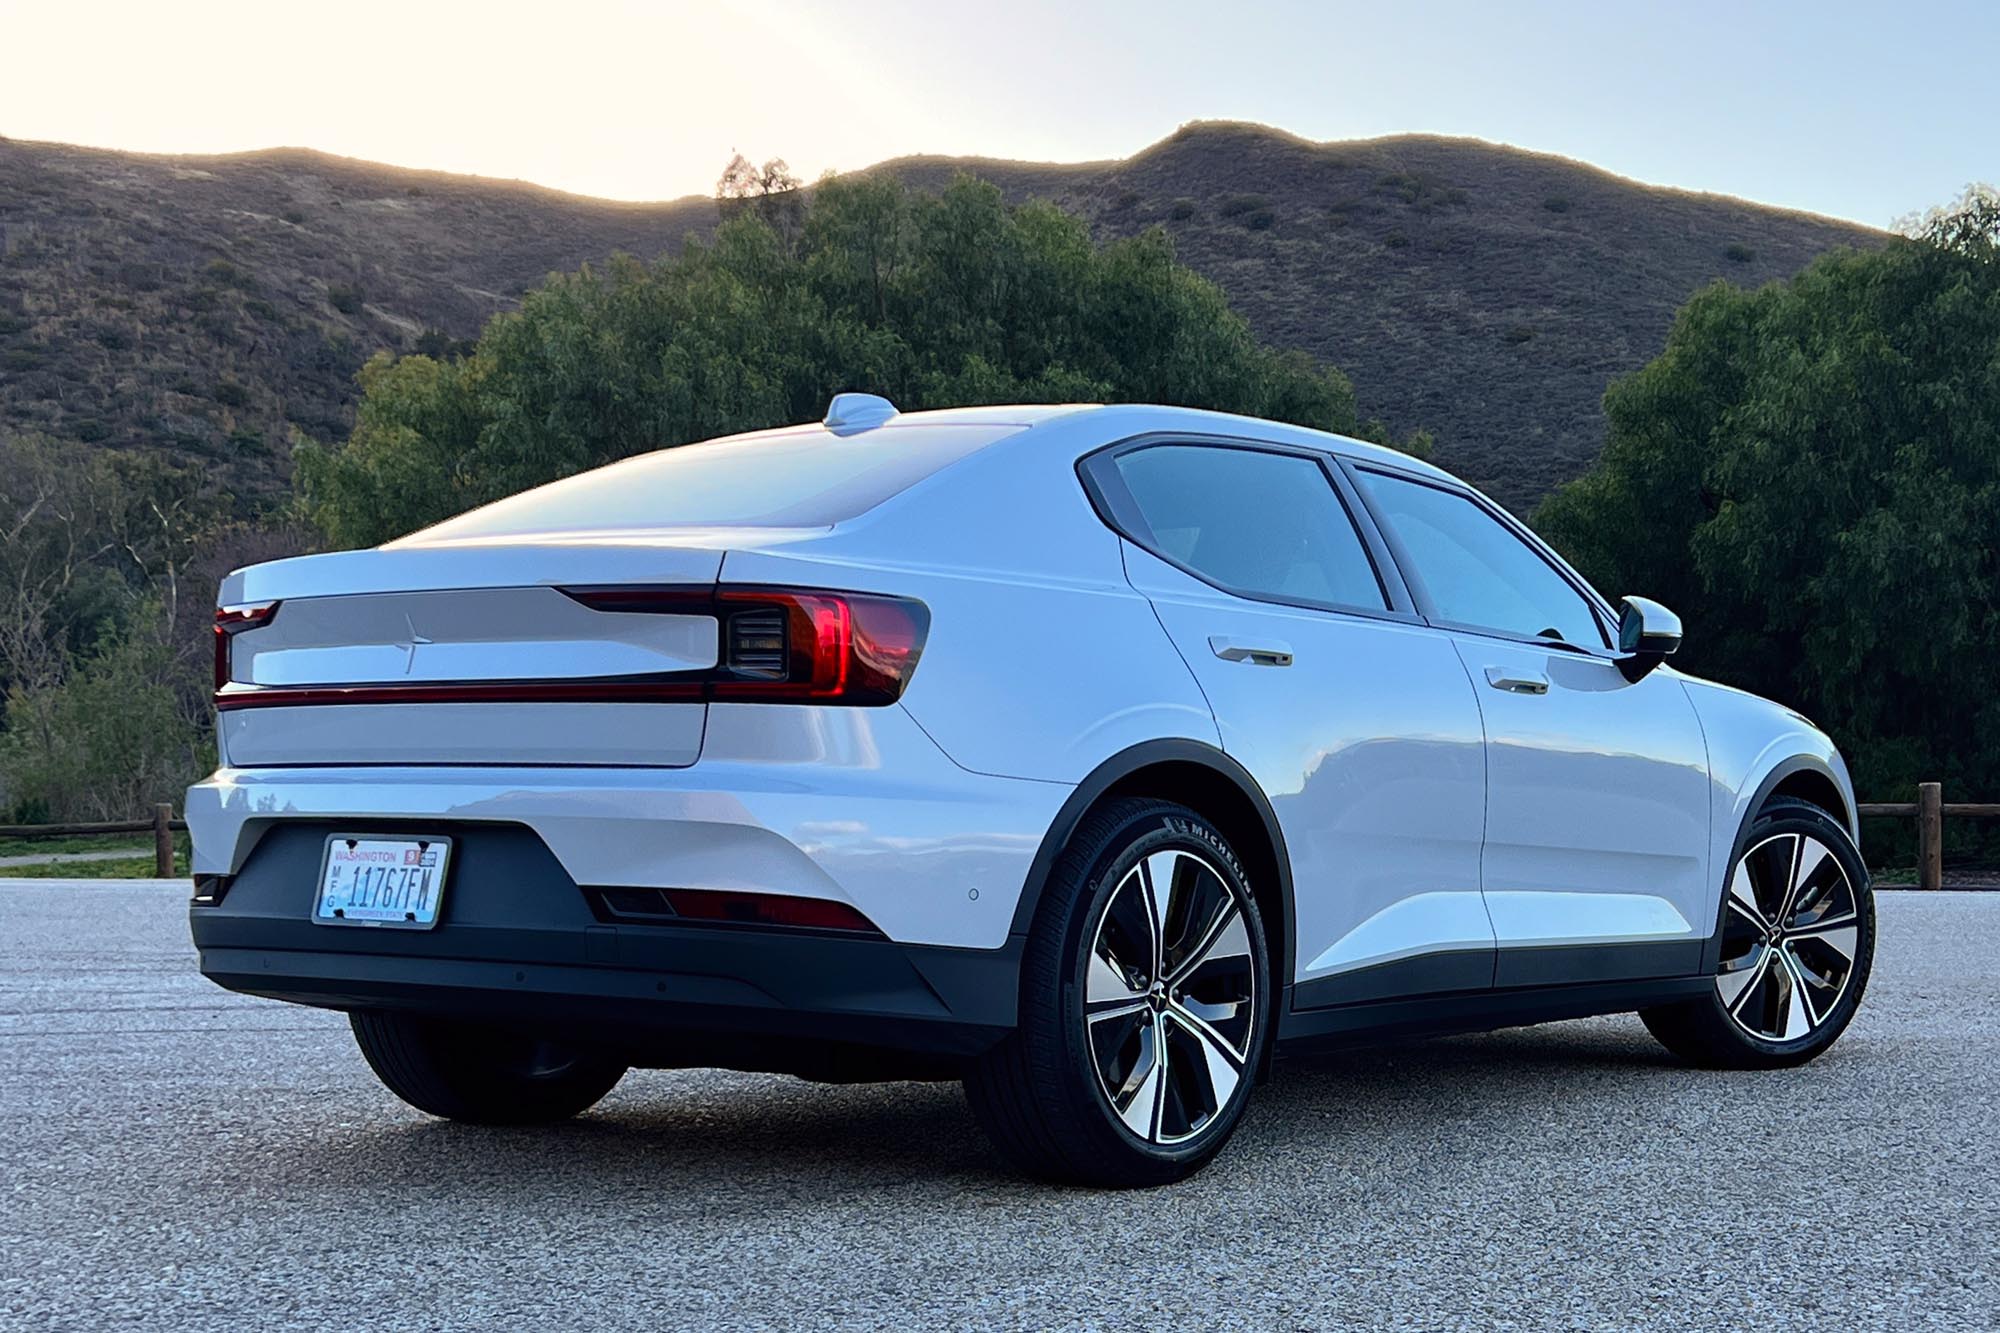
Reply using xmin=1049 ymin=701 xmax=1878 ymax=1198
xmin=0 ymin=121 xmax=1879 ymax=512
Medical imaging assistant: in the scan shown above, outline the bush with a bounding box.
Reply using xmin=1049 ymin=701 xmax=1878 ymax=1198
xmin=1168 ymin=198 xmax=1196 ymax=221
xmin=1544 ymin=195 xmax=1573 ymax=214
xmin=0 ymin=616 xmax=211 ymax=822
xmin=1218 ymin=194 xmax=1269 ymax=217
xmin=203 ymin=258 xmax=257 ymax=292
xmin=1724 ymin=242 xmax=1756 ymax=263
xmin=327 ymin=283 xmax=365 ymax=314
xmin=212 ymin=379 xmax=250 ymax=407
xmin=1384 ymin=231 xmax=1411 ymax=249
xmin=1244 ymin=209 xmax=1276 ymax=231
xmin=1504 ymin=325 xmax=1535 ymax=344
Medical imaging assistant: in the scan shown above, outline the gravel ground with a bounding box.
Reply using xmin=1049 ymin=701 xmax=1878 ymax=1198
xmin=2 ymin=881 xmax=1993 ymax=1331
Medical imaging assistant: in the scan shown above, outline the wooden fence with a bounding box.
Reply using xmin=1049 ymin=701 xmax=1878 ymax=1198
xmin=0 ymin=789 xmax=1992 ymax=888
xmin=0 ymin=804 xmax=184 ymax=878
xmin=1858 ymin=782 xmax=2000 ymax=891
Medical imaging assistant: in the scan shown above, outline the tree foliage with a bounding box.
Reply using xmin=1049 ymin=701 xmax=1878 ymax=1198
xmin=0 ymin=435 xmax=256 ymax=819
xmin=1535 ymin=186 xmax=2000 ymax=799
xmin=297 ymin=173 xmax=1393 ymax=547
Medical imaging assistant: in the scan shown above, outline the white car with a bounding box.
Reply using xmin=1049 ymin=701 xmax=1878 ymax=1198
xmin=190 ymin=395 xmax=1873 ymax=1186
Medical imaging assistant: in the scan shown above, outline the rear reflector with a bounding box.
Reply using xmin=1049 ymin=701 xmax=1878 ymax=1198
xmin=663 ymin=889 xmax=879 ymax=933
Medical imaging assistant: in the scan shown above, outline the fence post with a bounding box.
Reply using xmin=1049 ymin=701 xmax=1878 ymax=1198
xmin=1917 ymin=782 xmax=1943 ymax=892
xmin=153 ymin=804 xmax=175 ymax=879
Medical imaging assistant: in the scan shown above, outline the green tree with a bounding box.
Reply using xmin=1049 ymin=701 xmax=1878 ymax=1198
xmin=297 ymin=172 xmax=1408 ymax=548
xmin=1535 ymin=186 xmax=2000 ymax=800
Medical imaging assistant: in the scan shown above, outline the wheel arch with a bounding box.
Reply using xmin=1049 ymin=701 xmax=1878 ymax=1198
xmin=1759 ymin=764 xmax=1854 ymax=834
xmin=1700 ymin=755 xmax=1861 ymax=975
xmin=1009 ymin=740 xmax=1296 ymax=1025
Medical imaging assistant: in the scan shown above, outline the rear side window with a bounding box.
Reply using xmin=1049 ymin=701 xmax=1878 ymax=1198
xmin=1356 ymin=469 xmax=1607 ymax=647
xmin=1109 ymin=445 xmax=1387 ymax=610
xmin=406 ymin=424 xmax=1021 ymax=542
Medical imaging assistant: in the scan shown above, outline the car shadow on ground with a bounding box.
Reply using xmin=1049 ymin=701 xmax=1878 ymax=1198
xmin=250 ymin=1018 xmax=1701 ymax=1198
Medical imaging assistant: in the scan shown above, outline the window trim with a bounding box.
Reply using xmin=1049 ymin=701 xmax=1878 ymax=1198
xmin=1340 ymin=459 xmax=1619 ymax=655
xmin=1076 ymin=433 xmax=1421 ymax=624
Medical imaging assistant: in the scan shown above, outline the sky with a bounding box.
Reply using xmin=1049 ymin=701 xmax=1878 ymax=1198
xmin=1 ymin=0 xmax=1993 ymax=228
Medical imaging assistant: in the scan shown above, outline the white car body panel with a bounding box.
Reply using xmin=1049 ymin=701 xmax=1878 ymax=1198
xmin=1121 ymin=541 xmax=1491 ymax=994
xmin=1453 ymin=637 xmax=1713 ymax=976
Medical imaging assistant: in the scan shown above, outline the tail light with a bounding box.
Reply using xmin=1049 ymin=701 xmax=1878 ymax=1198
xmin=213 ymin=601 xmax=279 ymax=690
xmin=712 ymin=590 xmax=928 ymax=705
xmin=563 ymin=586 xmax=929 ymax=707
xmin=211 ymin=587 xmax=928 ymax=711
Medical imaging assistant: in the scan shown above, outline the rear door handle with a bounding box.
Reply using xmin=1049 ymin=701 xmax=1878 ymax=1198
xmin=1484 ymin=665 xmax=1549 ymax=695
xmin=1209 ymin=637 xmax=1293 ymax=667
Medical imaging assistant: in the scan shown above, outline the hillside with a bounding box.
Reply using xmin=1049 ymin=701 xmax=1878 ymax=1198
xmin=0 ymin=123 xmax=1879 ymax=511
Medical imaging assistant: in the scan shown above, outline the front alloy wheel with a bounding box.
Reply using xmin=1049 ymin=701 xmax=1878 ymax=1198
xmin=1643 ymin=798 xmax=1874 ymax=1068
xmin=965 ymin=798 xmax=1271 ymax=1186
xmin=1715 ymin=829 xmax=1863 ymax=1043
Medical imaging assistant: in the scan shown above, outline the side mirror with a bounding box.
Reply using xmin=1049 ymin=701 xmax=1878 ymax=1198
xmin=1615 ymin=596 xmax=1682 ymax=682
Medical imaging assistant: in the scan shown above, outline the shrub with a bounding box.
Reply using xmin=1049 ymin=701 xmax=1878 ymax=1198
xmin=1544 ymin=195 xmax=1572 ymax=214
xmin=1245 ymin=209 xmax=1276 ymax=231
xmin=212 ymin=379 xmax=250 ymax=407
xmin=1724 ymin=242 xmax=1756 ymax=263
xmin=203 ymin=258 xmax=257 ymax=291
xmin=1384 ymin=231 xmax=1411 ymax=249
xmin=0 ymin=622 xmax=211 ymax=822
xmin=1218 ymin=193 xmax=1269 ymax=217
xmin=327 ymin=283 xmax=364 ymax=314
xmin=1504 ymin=324 xmax=1535 ymax=344
xmin=1168 ymin=198 xmax=1196 ymax=221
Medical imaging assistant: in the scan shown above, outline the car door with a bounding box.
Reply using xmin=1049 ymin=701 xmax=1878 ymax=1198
xmin=1083 ymin=439 xmax=1491 ymax=1008
xmin=1349 ymin=464 xmax=1712 ymax=985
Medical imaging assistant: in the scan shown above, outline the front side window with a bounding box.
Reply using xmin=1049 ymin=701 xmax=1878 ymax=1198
xmin=1110 ymin=445 xmax=1387 ymax=610
xmin=1357 ymin=470 xmax=1606 ymax=647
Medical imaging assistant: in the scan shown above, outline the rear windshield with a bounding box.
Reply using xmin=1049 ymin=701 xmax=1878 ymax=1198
xmin=405 ymin=424 xmax=1020 ymax=541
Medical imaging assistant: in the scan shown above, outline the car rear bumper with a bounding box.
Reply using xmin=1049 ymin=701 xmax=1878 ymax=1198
xmin=188 ymin=701 xmax=1072 ymax=951
xmin=191 ymin=821 xmax=1021 ymax=1063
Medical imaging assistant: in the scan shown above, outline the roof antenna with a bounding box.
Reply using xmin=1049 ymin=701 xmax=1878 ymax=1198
xmin=823 ymin=392 xmax=899 ymax=434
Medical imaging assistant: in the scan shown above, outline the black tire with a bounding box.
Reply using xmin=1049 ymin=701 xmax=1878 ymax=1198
xmin=965 ymin=798 xmax=1272 ymax=1187
xmin=1642 ymin=798 xmax=1875 ymax=1069
xmin=349 ymin=1011 xmax=627 ymax=1124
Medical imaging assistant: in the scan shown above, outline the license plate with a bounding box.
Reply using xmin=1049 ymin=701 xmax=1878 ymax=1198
xmin=313 ymin=835 xmax=452 ymax=929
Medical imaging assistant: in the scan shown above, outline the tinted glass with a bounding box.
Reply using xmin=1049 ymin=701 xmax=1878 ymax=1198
xmin=1113 ymin=446 xmax=1386 ymax=609
xmin=407 ymin=424 xmax=1021 ymax=541
xmin=1358 ymin=470 xmax=1607 ymax=647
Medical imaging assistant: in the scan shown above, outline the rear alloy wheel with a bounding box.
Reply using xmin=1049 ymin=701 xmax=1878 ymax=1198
xmin=1643 ymin=799 xmax=1874 ymax=1068
xmin=966 ymin=799 xmax=1271 ymax=1186
xmin=1085 ymin=845 xmax=1258 ymax=1144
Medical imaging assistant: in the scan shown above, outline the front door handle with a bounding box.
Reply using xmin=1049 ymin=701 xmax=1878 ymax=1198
xmin=1209 ymin=636 xmax=1293 ymax=667
xmin=1484 ymin=665 xmax=1549 ymax=695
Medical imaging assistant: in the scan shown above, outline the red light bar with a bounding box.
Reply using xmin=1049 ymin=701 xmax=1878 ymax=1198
xmin=660 ymin=888 xmax=881 ymax=934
